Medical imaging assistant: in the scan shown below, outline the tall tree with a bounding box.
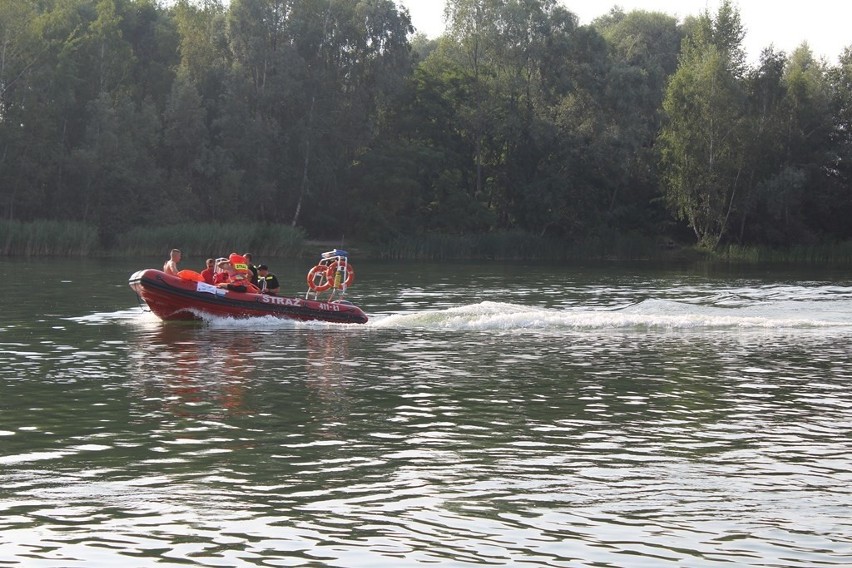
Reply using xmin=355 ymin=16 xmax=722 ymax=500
xmin=0 ymin=0 xmax=44 ymax=221
xmin=223 ymin=0 xmax=412 ymax=231
xmin=774 ymin=45 xmax=835 ymax=242
xmin=444 ymin=0 xmax=495 ymax=202
xmin=594 ymin=9 xmax=682 ymax=230
xmin=735 ymin=47 xmax=787 ymax=243
xmin=432 ymin=0 xmax=613 ymax=238
xmin=658 ymin=1 xmax=748 ymax=249
xmin=65 ymin=92 xmax=161 ymax=242
xmin=826 ymin=46 xmax=852 ymax=239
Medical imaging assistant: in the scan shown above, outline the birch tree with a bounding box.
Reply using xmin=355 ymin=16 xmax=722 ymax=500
xmin=658 ymin=1 xmax=747 ymax=249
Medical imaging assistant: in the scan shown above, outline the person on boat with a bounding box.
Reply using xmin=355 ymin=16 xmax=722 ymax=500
xmin=243 ymin=252 xmax=259 ymax=287
xmin=256 ymin=264 xmax=280 ymax=295
xmin=216 ymin=253 xmax=259 ymax=293
xmin=213 ymin=259 xmax=231 ymax=285
xmin=200 ymin=258 xmax=215 ymax=284
xmin=163 ymin=249 xmax=181 ymax=275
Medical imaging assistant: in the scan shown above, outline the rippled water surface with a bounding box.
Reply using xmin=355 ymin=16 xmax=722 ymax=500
xmin=1 ymin=257 xmax=852 ymax=567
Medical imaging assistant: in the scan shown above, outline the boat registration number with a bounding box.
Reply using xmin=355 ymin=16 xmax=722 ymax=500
xmin=260 ymin=295 xmax=340 ymax=311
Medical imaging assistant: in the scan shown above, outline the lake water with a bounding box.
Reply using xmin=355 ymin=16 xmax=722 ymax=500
xmin=1 ymin=257 xmax=851 ymax=567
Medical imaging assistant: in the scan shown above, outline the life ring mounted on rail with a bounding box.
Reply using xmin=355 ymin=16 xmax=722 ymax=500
xmin=305 ymin=249 xmax=357 ymax=296
xmin=307 ymin=264 xmax=332 ymax=292
xmin=325 ymin=261 xmax=355 ymax=289
xmin=306 ymin=261 xmax=356 ymax=292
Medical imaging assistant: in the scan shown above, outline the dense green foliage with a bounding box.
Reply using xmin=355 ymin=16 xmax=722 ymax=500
xmin=116 ymin=222 xmax=304 ymax=256
xmin=1 ymin=0 xmax=850 ymax=256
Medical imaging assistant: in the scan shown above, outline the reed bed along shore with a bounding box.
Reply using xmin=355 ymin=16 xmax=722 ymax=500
xmin=0 ymin=221 xmax=305 ymax=258
xmin=0 ymin=220 xmax=99 ymax=256
xmin=4 ymin=220 xmax=852 ymax=265
xmin=379 ymin=230 xmax=674 ymax=261
xmin=717 ymin=243 xmax=852 ymax=265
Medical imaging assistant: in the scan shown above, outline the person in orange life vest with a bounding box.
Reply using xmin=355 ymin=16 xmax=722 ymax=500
xmin=200 ymin=258 xmax=215 ymax=284
xmin=243 ymin=252 xmax=259 ymax=287
xmin=214 ymin=261 xmax=241 ymax=290
xmin=216 ymin=253 xmax=259 ymax=293
xmin=163 ymin=249 xmax=181 ymax=275
xmin=257 ymin=264 xmax=280 ymax=295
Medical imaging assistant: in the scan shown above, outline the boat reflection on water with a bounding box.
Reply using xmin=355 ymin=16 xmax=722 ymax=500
xmin=125 ymin=321 xmax=359 ymax=429
xmin=126 ymin=324 xmax=255 ymax=420
xmin=303 ymin=330 xmax=356 ymax=438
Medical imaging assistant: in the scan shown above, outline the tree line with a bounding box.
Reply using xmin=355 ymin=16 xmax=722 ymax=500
xmin=1 ymin=0 xmax=851 ymax=251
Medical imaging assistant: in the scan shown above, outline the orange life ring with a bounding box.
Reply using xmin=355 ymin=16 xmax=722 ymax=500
xmin=307 ymin=264 xmax=332 ymax=292
xmin=325 ymin=261 xmax=355 ymax=288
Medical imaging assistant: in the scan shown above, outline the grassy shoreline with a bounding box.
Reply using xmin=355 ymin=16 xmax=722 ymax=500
xmin=3 ymin=220 xmax=852 ymax=265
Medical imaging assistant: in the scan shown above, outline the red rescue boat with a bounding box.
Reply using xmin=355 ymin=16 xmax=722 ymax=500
xmin=129 ymin=250 xmax=368 ymax=324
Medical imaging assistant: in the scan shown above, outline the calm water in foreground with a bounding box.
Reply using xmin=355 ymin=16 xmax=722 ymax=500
xmin=1 ymin=257 xmax=851 ymax=567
